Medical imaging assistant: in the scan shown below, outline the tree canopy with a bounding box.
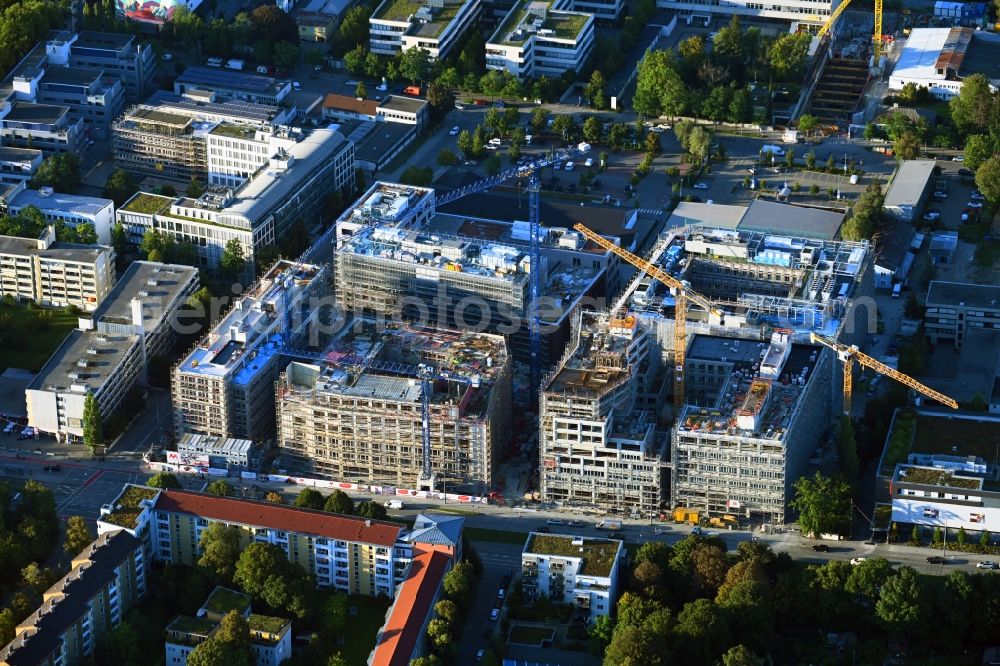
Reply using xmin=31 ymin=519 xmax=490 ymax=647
xmin=790 ymin=472 xmax=853 ymax=538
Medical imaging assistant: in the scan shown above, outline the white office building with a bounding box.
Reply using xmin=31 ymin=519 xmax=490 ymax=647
xmin=2 ymin=182 xmax=114 ymax=244
xmin=370 ymin=0 xmax=482 ymax=59
xmin=486 ymin=0 xmax=595 ymax=80
xmin=655 ymin=0 xmax=835 ymax=28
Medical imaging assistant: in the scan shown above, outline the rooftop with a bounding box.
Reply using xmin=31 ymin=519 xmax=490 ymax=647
xmin=8 ymin=187 xmax=112 ymax=218
xmin=144 ymin=90 xmax=285 ymax=125
xmin=350 ymin=121 xmax=417 ymax=168
xmin=154 ymin=488 xmax=403 ymax=547
xmin=0 ymin=234 xmax=106 ymax=264
xmin=926 ymin=280 xmax=1000 ymax=309
xmin=0 ymin=530 xmax=142 ymax=666
xmin=893 ymin=28 xmax=956 ymax=81
xmin=323 ymin=93 xmax=378 ymax=116
xmin=177 ymin=261 xmax=324 ymax=384
xmin=899 ymin=410 xmax=1000 ymax=464
xmin=0 ymin=147 xmax=43 ymax=164
xmin=373 ymin=0 xmax=423 ymax=20
xmin=124 ymin=105 xmax=194 ymax=129
xmin=524 ymin=533 xmax=621 ymax=577
xmin=175 ymin=66 xmax=288 ymax=98
xmin=73 ymin=31 xmax=135 ymax=52
xmin=894 ymin=464 xmax=982 ymax=490
xmin=490 ymin=0 xmax=591 ymax=45
xmin=884 ymin=160 xmax=937 ymax=209
xmin=3 ymin=102 xmax=68 ymax=127
xmin=667 ymin=201 xmax=746 ymax=230
xmin=736 ymin=200 xmax=845 ymax=240
xmin=248 ymin=614 xmax=289 ymax=640
xmin=370 ymin=549 xmax=452 ymax=666
xmin=544 ymin=311 xmax=635 ymax=397
xmin=101 ymin=485 xmax=159 ymax=529
xmin=26 ymin=328 xmax=139 ymax=398
xmin=120 ymin=192 xmax=174 ymax=215
xmin=403 ymin=513 xmax=465 ymax=548
xmin=203 ymin=586 xmax=251 ymax=618
xmin=89 ymin=261 xmax=198 ymax=332
xmin=380 ymin=95 xmax=427 ymax=114
xmin=958 ymin=31 xmax=1000 ymax=81
xmin=209 ymin=123 xmax=258 ymax=140
xmin=167 ymin=615 xmax=218 ymax=637
xmin=338 ymin=181 xmax=435 ymax=227
xmin=39 ymin=66 xmax=100 ymax=87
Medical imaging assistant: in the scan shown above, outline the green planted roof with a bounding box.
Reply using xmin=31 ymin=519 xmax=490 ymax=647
xmin=121 ymin=192 xmax=173 ymax=215
xmin=526 ymin=533 xmax=619 ymax=577
xmin=103 ymin=485 xmax=158 ymax=529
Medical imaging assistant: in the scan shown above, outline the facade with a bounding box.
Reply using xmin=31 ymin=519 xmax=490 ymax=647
xmin=571 ymin=0 xmax=624 ymax=21
xmin=115 ymin=127 xmax=354 ymax=272
xmin=0 ymin=530 xmax=146 ymax=666
xmin=884 ymin=409 xmax=1000 ymax=533
xmin=655 ymin=0 xmax=834 ymax=29
xmin=883 ymin=160 xmax=935 ymax=222
xmin=370 ymin=0 xmax=482 ymax=60
xmin=32 ymin=66 xmax=125 ymax=141
xmin=539 ymin=311 xmax=669 ymax=514
xmin=486 ymin=0 xmax=595 ymax=80
xmin=47 ymin=31 xmax=157 ymax=103
xmin=298 ymin=12 xmax=338 ymax=42
xmin=0 ymin=101 xmax=85 ymax=157
xmin=112 ymin=105 xmax=211 ymax=182
xmin=924 ymin=280 xmax=1000 ymax=348
xmin=98 ymin=485 xmax=408 ymax=597
xmin=172 ymin=261 xmax=329 ymax=444
xmin=2 ymin=182 xmax=115 ymax=244
xmin=175 ymin=433 xmax=261 ymax=470
xmin=174 ymin=66 xmax=293 ymax=106
xmin=276 ymin=320 xmax=512 ymax=492
xmin=26 ymin=262 xmax=199 ymax=442
xmin=203 ymin=124 xmax=303 ymax=188
xmin=322 ymin=94 xmax=429 ymax=128
xmin=521 ymin=532 xmax=622 ymax=623
xmin=0 ymin=148 xmax=43 ymax=185
xmin=0 ymin=226 xmax=114 ymax=311
xmin=889 ymin=27 xmax=1000 ymax=100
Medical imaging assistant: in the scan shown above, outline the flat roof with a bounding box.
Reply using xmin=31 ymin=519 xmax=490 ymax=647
xmin=3 ymin=102 xmax=67 ymax=126
xmin=144 ymin=90 xmax=284 ymax=125
xmin=380 ymin=95 xmax=427 ymax=114
xmin=352 ymin=122 xmax=417 ymax=166
xmin=0 ymin=531 xmax=141 ymax=666
xmin=177 ymin=433 xmax=254 ymax=456
xmin=9 ymin=188 xmax=112 ymax=218
xmin=926 ymin=280 xmax=1000 ymax=309
xmin=884 ymin=160 xmax=937 ymax=209
xmin=737 ymin=200 xmax=844 ymax=240
xmin=302 ymin=0 xmax=355 ymax=13
xmin=667 ymin=201 xmax=745 ymax=230
xmin=0 ymin=235 xmax=105 ymax=264
xmin=324 ymin=93 xmax=378 ymax=116
xmin=167 ymin=615 xmax=217 ymax=637
xmin=0 ymin=147 xmax=42 ymax=163
xmin=27 ymin=328 xmax=138 ymax=395
xmin=885 ymin=409 xmax=1000 ymax=469
xmin=524 ymin=533 xmax=621 ymax=577
xmin=40 ymin=66 xmax=101 ymax=87
xmin=959 ymin=31 xmax=1000 ymax=81
xmin=894 ymin=28 xmax=953 ymax=81
xmin=90 ymin=261 xmax=198 ymax=331
xmin=74 ymin=31 xmax=135 ymax=51
xmin=176 ymin=66 xmax=286 ymax=96
xmin=490 ymin=0 xmax=590 ymax=45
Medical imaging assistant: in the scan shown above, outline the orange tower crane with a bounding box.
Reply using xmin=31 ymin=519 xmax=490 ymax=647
xmin=809 ymin=332 xmax=958 ymax=415
xmin=572 ymin=223 xmax=722 ymax=413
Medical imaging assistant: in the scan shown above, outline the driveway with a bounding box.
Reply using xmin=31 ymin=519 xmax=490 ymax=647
xmin=457 ymin=540 xmax=522 ymax=665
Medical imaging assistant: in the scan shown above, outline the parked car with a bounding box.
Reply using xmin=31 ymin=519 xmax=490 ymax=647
xmin=812 ymin=544 xmax=830 ymax=552
xmin=161 ymin=52 xmax=173 ymax=61
xmin=927 ymin=555 xmax=947 ymax=564
xmin=922 ymin=209 xmax=941 ymax=221
xmin=449 ymin=126 xmax=460 ymax=136
xmin=567 ymin=520 xmax=585 ymax=527
xmin=546 ymin=518 xmax=565 ymax=525
xmin=584 ymin=158 xmax=594 ymax=168
xmin=345 ymin=80 xmax=360 ymax=87
xmin=650 ymin=126 xmax=665 ymax=133
xmin=958 ymin=168 xmax=974 ymax=177
xmin=43 ymin=464 xmax=61 ymax=472
xmin=971 ymin=191 xmax=986 ymax=201
xmin=565 ymin=161 xmax=575 ymax=171
xmin=967 ymin=201 xmax=984 ymax=209
xmin=536 ymin=526 xmax=551 ymax=533
xmin=850 ymin=557 xmax=867 ymax=566
xmin=476 ymin=649 xmax=486 ymax=661
xmin=498 ymin=587 xmax=506 ymax=599
xmin=952 ymin=155 xmax=965 ymax=162
xmin=976 ymin=561 xmax=998 ymax=570
xmin=494 ymin=100 xmax=506 ymax=109
xmin=933 ymin=190 xmax=948 ymax=200
xmin=464 ymin=160 xmax=477 ymax=166
xmin=490 ymin=608 xmax=500 ymax=621
xmin=693 ymin=182 xmax=710 ymax=190
xmin=554 ymin=162 xmax=562 ymax=170
xmin=656 ymin=123 xmax=672 ymax=130
xmin=292 ymin=81 xmax=301 ymax=90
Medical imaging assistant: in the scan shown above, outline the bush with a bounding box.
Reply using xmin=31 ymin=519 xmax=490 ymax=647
xmin=810 ymin=184 xmax=820 ymax=195
xmin=400 ymin=166 xmax=433 ymax=186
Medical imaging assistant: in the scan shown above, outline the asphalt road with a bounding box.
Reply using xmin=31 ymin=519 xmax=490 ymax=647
xmin=459 ymin=541 xmax=522 ymax=665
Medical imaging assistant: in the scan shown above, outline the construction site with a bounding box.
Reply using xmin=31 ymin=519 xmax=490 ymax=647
xmin=171 ymin=260 xmax=330 ymax=445
xmin=539 ymin=311 xmax=669 ymax=514
xmin=275 ymin=319 xmax=512 ymax=492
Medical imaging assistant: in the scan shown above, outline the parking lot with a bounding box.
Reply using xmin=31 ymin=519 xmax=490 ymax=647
xmin=458 ymin=541 xmax=522 ymax=665
xmin=923 ymin=163 xmax=982 ymax=230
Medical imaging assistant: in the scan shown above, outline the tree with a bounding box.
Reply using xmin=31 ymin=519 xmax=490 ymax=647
xmin=322 ymin=593 xmax=348 ymax=636
xmin=324 ymin=490 xmax=354 ymax=515
xmin=400 ymin=47 xmax=431 ymax=84
xmin=111 ymin=222 xmax=127 ymax=260
xmin=199 ymin=522 xmax=242 ymax=581
xmin=74 ymin=222 xmax=98 ymax=245
xmin=272 ymin=42 xmax=299 ymax=70
xmin=583 ymin=116 xmax=602 ymax=144
xmin=147 ymin=472 xmax=182 ymax=489
xmin=634 ymin=541 xmax=673 ymax=570
xmin=674 ymin=598 xmax=730 ymax=666
xmin=187 ymin=178 xmax=205 ymax=199
xmin=437 ymin=148 xmax=459 ymax=166
xmin=64 ymin=515 xmax=93 ymax=555
xmin=220 ymin=239 xmax=246 ymax=281
xmin=837 ymin=416 xmax=860 ymax=482
xmin=425 ymin=83 xmax=454 ymax=120
xmin=790 ymin=472 xmax=852 ymax=537
xmin=982 ymin=530 xmax=991 ymax=547
xmin=691 ymin=543 xmax=729 ymax=594
xmin=250 ymin=5 xmax=298 ymax=44
xmin=434 ymin=599 xmax=460 ymax=624
xmin=234 ymin=542 xmax=314 ymax=619
xmin=400 ymin=165 xmax=433 ymax=186
xmin=721 ymin=645 xmax=765 ymax=666
xmin=604 ymin=624 xmax=667 ymax=666
xmin=842 ymin=182 xmax=884 ymax=241
xmin=797 ymin=114 xmax=819 ymax=136
xmin=964 ymin=133 xmax=998 ymax=171
xmin=894 ymin=131 xmax=921 ymax=161
xmin=456 ymin=129 xmax=475 ymax=159
xmin=82 ymin=393 xmax=103 ymax=452
xmin=876 ymin=566 xmax=924 ymax=635
xmin=479 ymin=70 xmax=504 ymax=98
xmin=768 ymin=32 xmax=811 ymax=79
xmin=31 ymin=154 xmax=81 ymax=193
xmin=531 ymin=107 xmax=550 ymax=134
xmin=102 ymin=169 xmax=139 ymax=207
xmin=552 ymin=114 xmax=577 ymax=140
xmin=632 ymin=560 xmax=664 ymax=591
xmin=585 ymin=70 xmax=606 ymax=109
xmin=355 ymin=81 xmax=367 ymax=100
xmin=975 ymin=155 xmax=1000 ymax=203
xmin=206 ymin=480 xmax=234 ymax=497
xmin=949 ymin=73 xmax=997 ymax=135
xmin=712 ymin=16 xmax=744 ymax=68
xmin=265 ymin=491 xmax=284 ymax=504
xmin=294 ymin=488 xmax=326 ymax=510
xmin=344 ymin=45 xmax=365 ymax=74
xmin=356 ymin=501 xmax=388 ymax=520
xmin=442 ymin=561 xmax=475 ymax=605
xmin=335 ymin=4 xmax=372 ymax=55
xmin=728 ymin=87 xmax=752 ymax=124
xmin=645 ymin=132 xmax=662 ymax=155
xmin=484 ymin=153 xmax=502 ymax=176
xmin=957 ymin=526 xmax=967 ymax=544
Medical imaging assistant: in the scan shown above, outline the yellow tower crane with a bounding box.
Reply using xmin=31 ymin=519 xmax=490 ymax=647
xmin=816 ymin=0 xmax=884 ymax=64
xmin=809 ymin=332 xmax=958 ymax=415
xmin=572 ymin=223 xmax=723 ymax=413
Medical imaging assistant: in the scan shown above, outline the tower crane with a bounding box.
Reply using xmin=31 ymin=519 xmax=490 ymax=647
xmin=809 ymin=333 xmax=958 ymax=415
xmin=571 ymin=222 xmax=722 ymax=413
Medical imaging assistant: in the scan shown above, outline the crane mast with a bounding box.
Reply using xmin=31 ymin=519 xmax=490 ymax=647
xmin=572 ymin=223 xmax=721 ymax=413
xmin=809 ymin=333 xmax=958 ymax=414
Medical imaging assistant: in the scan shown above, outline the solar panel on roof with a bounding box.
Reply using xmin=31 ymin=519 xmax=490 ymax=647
xmin=178 ymin=67 xmax=278 ymax=93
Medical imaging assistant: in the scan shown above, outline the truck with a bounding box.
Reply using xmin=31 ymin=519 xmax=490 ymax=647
xmin=403 ymin=85 xmax=421 ymax=96
xmin=760 ymin=144 xmax=786 ymax=157
xmin=708 ymin=515 xmax=739 ymax=530
xmin=384 ymin=499 xmax=404 ymax=510
xmin=206 ymin=57 xmax=223 ymax=67
xmin=596 ymin=519 xmax=622 ymax=530
xmin=226 ymin=59 xmax=244 ymax=71
xmin=782 ymin=129 xmax=799 ymax=144
xmin=673 ymin=508 xmax=700 ymax=524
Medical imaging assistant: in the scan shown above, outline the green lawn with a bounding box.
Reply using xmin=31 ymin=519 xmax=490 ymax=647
xmin=508 ymin=624 xmax=555 ymax=645
xmin=341 ymin=595 xmax=391 ymax=666
xmin=0 ymin=303 xmax=79 ymax=373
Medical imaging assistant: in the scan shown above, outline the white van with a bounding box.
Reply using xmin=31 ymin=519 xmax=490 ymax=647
xmin=892 ymin=283 xmax=902 ymax=298
xmin=206 ymin=57 xmax=223 ymax=68
xmin=256 ymin=65 xmax=269 ymax=74
xmin=384 ymin=499 xmax=404 ymax=510
xmin=761 ymin=144 xmax=785 ymax=157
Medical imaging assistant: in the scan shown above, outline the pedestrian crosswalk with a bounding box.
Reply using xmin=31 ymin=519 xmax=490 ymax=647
xmin=637 ymin=208 xmax=662 ymax=216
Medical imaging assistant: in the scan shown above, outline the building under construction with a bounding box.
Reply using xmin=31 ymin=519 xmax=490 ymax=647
xmin=539 ymin=311 xmax=669 ymax=514
xmin=276 ymin=320 xmax=511 ymax=492
xmin=171 ymin=261 xmax=329 ymax=444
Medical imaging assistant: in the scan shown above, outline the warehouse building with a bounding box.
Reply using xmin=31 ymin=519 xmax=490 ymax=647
xmin=883 ymin=160 xmax=936 ymax=223
xmin=889 ymin=27 xmax=1000 ymax=100
xmin=277 ymin=319 xmax=512 ymax=492
xmin=539 ymin=311 xmax=669 ymax=513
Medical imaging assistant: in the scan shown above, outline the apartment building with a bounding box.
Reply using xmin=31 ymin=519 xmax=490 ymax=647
xmin=98 ymin=485 xmax=408 ymax=597
xmin=370 ymin=0 xmax=482 ymax=59
xmin=0 ymin=148 xmax=43 ymax=185
xmin=486 ymin=0 xmax=595 ymax=80
xmin=0 ymin=226 xmax=114 ymax=311
xmin=521 ymin=533 xmax=622 ymax=623
xmin=276 ymin=320 xmax=512 ymax=492
xmin=923 ymin=280 xmax=1000 ymax=349
xmin=655 ymin=0 xmax=835 ymax=29
xmin=164 ymin=587 xmax=292 ymax=666
xmin=27 ymin=262 xmax=199 ymax=442
xmin=45 ymin=30 xmax=156 ymax=102
xmin=0 ymin=101 xmax=85 ymax=157
xmin=671 ymin=331 xmax=835 ymax=523
xmin=540 ymin=312 xmax=669 ymax=514
xmin=172 ymin=261 xmax=329 ymax=444
xmin=116 ymin=127 xmax=354 ymax=272
xmin=0 ymin=530 xmax=146 ymax=666
xmin=174 ymin=66 xmax=292 ymax=105
xmin=1 ymin=182 xmax=114 ymax=244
